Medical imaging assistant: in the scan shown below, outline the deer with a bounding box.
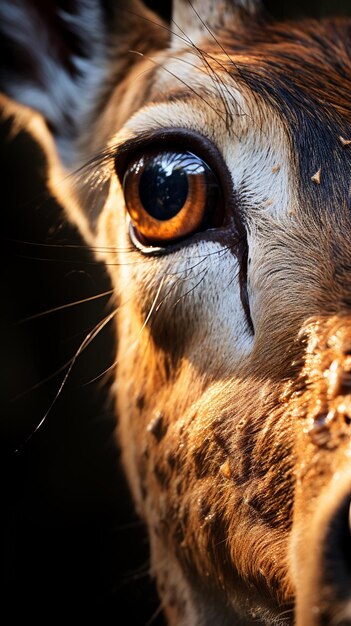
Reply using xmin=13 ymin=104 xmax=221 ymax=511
xmin=2 ymin=0 xmax=351 ymax=624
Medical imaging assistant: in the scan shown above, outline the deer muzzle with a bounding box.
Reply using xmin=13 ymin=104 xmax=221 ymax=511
xmin=292 ymin=316 xmax=351 ymax=626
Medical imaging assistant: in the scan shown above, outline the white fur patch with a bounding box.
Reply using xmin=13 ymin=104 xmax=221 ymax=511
xmin=100 ymin=51 xmax=295 ymax=366
xmin=116 ymin=50 xmax=294 ymax=221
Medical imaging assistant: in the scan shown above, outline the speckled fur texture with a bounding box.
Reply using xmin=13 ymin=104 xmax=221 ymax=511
xmin=2 ymin=1 xmax=351 ymax=624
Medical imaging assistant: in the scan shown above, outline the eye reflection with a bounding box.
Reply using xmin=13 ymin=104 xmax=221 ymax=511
xmin=122 ymin=150 xmax=223 ymax=245
xmin=138 ymin=153 xmax=190 ymax=221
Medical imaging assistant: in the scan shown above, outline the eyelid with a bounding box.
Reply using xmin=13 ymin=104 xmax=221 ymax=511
xmin=114 ymin=128 xmax=231 ymax=200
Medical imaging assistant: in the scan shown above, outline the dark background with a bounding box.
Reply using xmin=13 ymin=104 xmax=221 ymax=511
xmin=1 ymin=1 xmax=171 ymax=623
xmin=2 ymin=1 xmax=351 ymax=624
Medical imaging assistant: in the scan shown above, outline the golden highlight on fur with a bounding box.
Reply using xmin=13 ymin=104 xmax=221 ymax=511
xmin=2 ymin=1 xmax=351 ymax=624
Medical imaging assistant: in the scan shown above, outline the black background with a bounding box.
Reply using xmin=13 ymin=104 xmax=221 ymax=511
xmin=2 ymin=1 xmax=351 ymax=623
xmin=2 ymin=1 xmax=170 ymax=623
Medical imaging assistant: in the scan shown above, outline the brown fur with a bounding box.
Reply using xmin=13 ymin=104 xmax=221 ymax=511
xmin=3 ymin=1 xmax=351 ymax=624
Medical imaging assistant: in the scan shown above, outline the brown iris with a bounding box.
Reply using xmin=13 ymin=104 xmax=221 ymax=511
xmin=122 ymin=150 xmax=221 ymax=245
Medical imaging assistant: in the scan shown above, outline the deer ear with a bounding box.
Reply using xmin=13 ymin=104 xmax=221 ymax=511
xmin=0 ymin=0 xmax=166 ymax=166
xmin=172 ymin=0 xmax=262 ymax=45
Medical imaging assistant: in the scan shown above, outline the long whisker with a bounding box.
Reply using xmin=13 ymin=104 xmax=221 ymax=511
xmin=14 ymin=307 xmax=118 ymax=452
xmin=184 ymin=0 xmax=250 ymax=100
xmin=12 ymin=354 xmax=80 ymax=401
xmin=183 ymin=0 xmax=268 ymax=133
xmin=11 ymin=249 xmax=161 ymax=268
xmin=122 ymin=5 xmax=247 ymax=123
xmin=172 ymin=267 xmax=209 ymax=308
xmin=169 ymin=16 xmax=239 ymax=131
xmin=81 ymin=275 xmax=166 ymax=386
xmin=144 ymin=602 xmax=165 ymax=626
xmin=8 ymin=237 xmax=136 ymax=254
xmin=130 ymin=50 xmax=228 ymax=126
xmin=159 ymin=50 xmax=237 ymax=133
xmin=83 ymin=251 xmax=220 ymax=388
xmin=12 ymin=288 xmax=140 ymax=401
xmin=14 ymin=289 xmax=114 ymax=325
xmin=154 ymin=273 xmax=188 ymax=312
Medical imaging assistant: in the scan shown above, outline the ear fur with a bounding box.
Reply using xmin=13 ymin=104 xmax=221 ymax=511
xmin=171 ymin=0 xmax=262 ymax=46
xmin=0 ymin=0 xmax=167 ymax=166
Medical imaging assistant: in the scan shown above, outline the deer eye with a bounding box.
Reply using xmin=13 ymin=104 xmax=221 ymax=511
xmin=122 ymin=150 xmax=223 ymax=246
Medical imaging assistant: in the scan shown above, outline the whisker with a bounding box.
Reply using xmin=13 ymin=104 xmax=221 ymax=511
xmin=154 ymin=274 xmax=186 ymax=313
xmin=125 ymin=4 xmax=242 ymax=128
xmin=112 ymin=559 xmax=151 ymax=590
xmin=8 ymin=237 xmax=136 ymax=253
xmin=144 ymin=602 xmax=165 ymax=626
xmin=129 ymin=3 xmax=248 ymax=125
xmin=81 ymin=275 xmax=166 ymax=386
xmin=13 ymin=287 xmax=142 ymax=401
xmin=14 ymin=289 xmax=114 ymax=325
xmin=121 ymin=0 xmax=249 ymax=116
xmin=14 ymin=307 xmax=118 ymax=452
xmin=10 ymin=252 xmax=105 ymax=265
xmin=172 ymin=267 xmax=209 ymax=308
xmin=184 ymin=0 xmax=250 ymax=102
xmin=183 ymin=0 xmax=268 ymax=134
xmin=83 ymin=253 xmax=217 ymax=388
xmin=121 ymin=7 xmax=200 ymax=51
xmin=169 ymin=16 xmax=238 ymax=132
xmin=164 ymin=255 xmax=208 ymax=275
xmin=130 ymin=50 xmax=229 ymax=126
xmin=12 ymin=355 xmax=78 ymax=401
xmin=277 ymin=607 xmax=294 ymax=619
xmin=11 ymin=250 xmax=159 ymax=268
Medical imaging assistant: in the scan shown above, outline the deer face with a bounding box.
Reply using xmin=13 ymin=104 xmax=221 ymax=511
xmin=3 ymin=1 xmax=351 ymax=624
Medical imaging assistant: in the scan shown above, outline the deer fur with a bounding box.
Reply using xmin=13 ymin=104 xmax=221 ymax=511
xmin=2 ymin=1 xmax=351 ymax=624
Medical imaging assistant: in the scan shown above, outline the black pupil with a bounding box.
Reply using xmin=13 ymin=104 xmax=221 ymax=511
xmin=139 ymin=153 xmax=189 ymax=220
